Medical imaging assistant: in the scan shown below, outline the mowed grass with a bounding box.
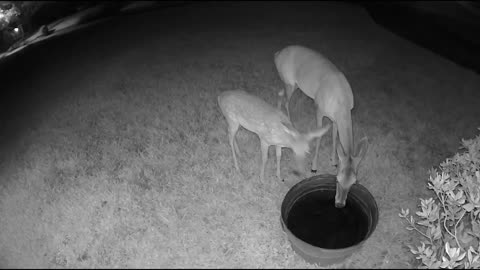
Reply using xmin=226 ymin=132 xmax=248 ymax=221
xmin=1 ymin=2 xmax=480 ymax=268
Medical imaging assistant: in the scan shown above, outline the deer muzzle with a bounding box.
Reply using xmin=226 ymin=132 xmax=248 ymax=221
xmin=335 ymin=183 xmax=350 ymax=208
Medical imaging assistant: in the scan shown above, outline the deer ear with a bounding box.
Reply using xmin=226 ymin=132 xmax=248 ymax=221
xmin=355 ymin=137 xmax=369 ymax=157
xmin=280 ymin=121 xmax=297 ymax=136
xmin=306 ymin=123 xmax=331 ymax=142
xmin=336 ymin=141 xmax=347 ymax=163
xmin=353 ymin=137 xmax=369 ymax=173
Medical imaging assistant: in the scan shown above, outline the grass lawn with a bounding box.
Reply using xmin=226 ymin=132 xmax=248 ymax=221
xmin=1 ymin=1 xmax=479 ymax=268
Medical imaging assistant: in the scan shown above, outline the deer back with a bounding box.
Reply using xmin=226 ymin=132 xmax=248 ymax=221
xmin=218 ymin=90 xmax=297 ymax=145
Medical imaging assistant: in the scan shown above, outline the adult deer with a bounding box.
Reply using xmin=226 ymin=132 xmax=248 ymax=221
xmin=274 ymin=45 xmax=368 ymax=208
xmin=218 ymin=90 xmax=331 ymax=183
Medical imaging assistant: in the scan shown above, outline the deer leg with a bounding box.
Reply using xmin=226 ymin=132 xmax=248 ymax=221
xmin=276 ymin=95 xmax=283 ymax=111
xmin=233 ymin=134 xmax=240 ymax=156
xmin=284 ymin=83 xmax=296 ymax=119
xmin=228 ymin=122 xmax=240 ymax=171
xmin=277 ymin=87 xmax=286 ymax=111
xmin=311 ymin=111 xmax=325 ymax=173
xmin=331 ymin=121 xmax=338 ymax=166
xmin=275 ymin=145 xmax=282 ymax=181
xmin=260 ymin=141 xmax=269 ymax=183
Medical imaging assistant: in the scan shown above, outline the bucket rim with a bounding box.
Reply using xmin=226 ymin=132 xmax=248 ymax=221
xmin=280 ymin=173 xmax=379 ymax=253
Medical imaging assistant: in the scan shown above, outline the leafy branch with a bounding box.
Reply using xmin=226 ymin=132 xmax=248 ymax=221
xmin=399 ymin=128 xmax=480 ymax=269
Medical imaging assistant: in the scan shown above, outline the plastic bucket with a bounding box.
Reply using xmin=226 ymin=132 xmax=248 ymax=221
xmin=280 ymin=174 xmax=378 ymax=265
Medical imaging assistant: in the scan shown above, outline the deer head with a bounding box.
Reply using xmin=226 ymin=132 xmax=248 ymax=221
xmin=335 ymin=137 xmax=368 ymax=208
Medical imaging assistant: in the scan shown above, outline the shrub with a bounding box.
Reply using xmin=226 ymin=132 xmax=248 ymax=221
xmin=399 ymin=128 xmax=480 ymax=269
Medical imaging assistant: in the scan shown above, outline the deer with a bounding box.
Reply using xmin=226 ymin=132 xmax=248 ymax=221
xmin=274 ymin=45 xmax=368 ymax=208
xmin=218 ymin=90 xmax=331 ymax=183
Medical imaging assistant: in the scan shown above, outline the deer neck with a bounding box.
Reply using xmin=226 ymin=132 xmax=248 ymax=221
xmin=336 ymin=110 xmax=354 ymax=156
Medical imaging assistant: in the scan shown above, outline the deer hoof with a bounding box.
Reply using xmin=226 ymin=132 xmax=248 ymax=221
xmin=311 ymin=169 xmax=317 ymax=173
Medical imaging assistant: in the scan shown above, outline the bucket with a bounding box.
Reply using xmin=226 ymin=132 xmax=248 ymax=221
xmin=280 ymin=174 xmax=378 ymax=265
